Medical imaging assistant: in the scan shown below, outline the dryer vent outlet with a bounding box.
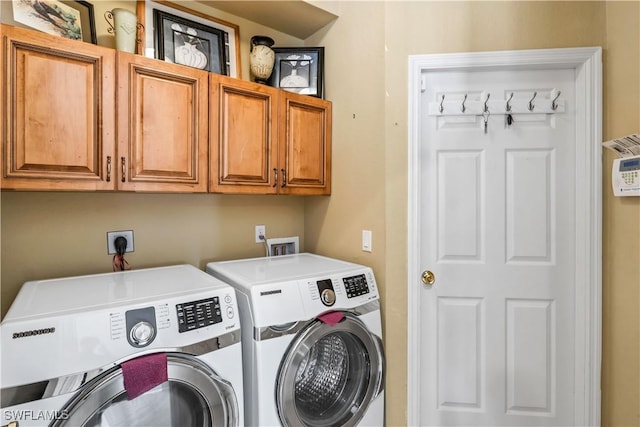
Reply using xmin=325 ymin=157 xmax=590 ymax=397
xmin=266 ymin=236 xmax=299 ymax=257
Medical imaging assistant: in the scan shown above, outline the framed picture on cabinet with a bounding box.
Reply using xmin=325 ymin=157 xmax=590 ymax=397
xmin=138 ymin=0 xmax=241 ymax=78
xmin=11 ymin=0 xmax=97 ymax=44
xmin=153 ymin=9 xmax=228 ymax=75
xmin=267 ymin=47 xmax=324 ymax=98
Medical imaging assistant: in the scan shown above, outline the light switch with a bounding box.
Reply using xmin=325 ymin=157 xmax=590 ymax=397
xmin=362 ymin=230 xmax=372 ymax=252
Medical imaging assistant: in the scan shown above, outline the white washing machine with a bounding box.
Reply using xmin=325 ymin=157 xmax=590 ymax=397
xmin=206 ymin=253 xmax=385 ymax=427
xmin=0 ymin=264 xmax=243 ymax=427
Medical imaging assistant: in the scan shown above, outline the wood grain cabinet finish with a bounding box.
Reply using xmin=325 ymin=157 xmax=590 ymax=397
xmin=278 ymin=91 xmax=332 ymax=195
xmin=1 ymin=24 xmax=331 ymax=195
xmin=117 ymin=52 xmax=209 ymax=192
xmin=210 ymin=75 xmax=332 ymax=195
xmin=0 ymin=24 xmax=116 ymax=191
xmin=209 ymin=75 xmax=279 ymax=194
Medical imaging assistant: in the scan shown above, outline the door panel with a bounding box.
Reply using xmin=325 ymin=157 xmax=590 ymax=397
xmin=506 ymin=299 xmax=555 ymax=415
xmin=506 ymin=149 xmax=554 ymax=262
xmin=117 ymin=52 xmax=208 ymax=192
xmin=437 ymin=150 xmax=484 ymax=261
xmin=1 ymin=25 xmax=115 ymax=190
xmin=209 ymin=75 xmax=278 ymax=194
xmin=279 ymin=92 xmax=331 ymax=195
xmin=420 ymin=68 xmax=576 ymax=426
xmin=437 ymin=297 xmax=483 ymax=410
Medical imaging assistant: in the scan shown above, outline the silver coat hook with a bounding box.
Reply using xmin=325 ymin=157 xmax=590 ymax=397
xmin=483 ymin=93 xmax=490 ymax=112
xmin=461 ymin=94 xmax=468 ymax=113
xmin=552 ymin=91 xmax=561 ymax=110
xmin=528 ymin=91 xmax=537 ymax=111
xmin=439 ymin=94 xmax=445 ymax=113
xmin=506 ymin=93 xmax=514 ymax=112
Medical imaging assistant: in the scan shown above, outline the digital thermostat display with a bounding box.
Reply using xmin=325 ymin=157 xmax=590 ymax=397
xmin=620 ymin=159 xmax=640 ymax=170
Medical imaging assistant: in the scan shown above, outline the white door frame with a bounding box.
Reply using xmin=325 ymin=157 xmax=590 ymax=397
xmin=407 ymin=47 xmax=602 ymax=426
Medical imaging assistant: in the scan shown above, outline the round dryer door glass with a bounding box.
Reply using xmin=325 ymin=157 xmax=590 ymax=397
xmin=52 ymin=353 xmax=238 ymax=427
xmin=275 ymin=314 xmax=384 ymax=427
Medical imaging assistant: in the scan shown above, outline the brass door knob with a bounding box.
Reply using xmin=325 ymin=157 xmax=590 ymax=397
xmin=421 ymin=270 xmax=436 ymax=285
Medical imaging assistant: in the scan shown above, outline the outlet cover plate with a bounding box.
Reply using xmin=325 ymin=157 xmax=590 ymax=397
xmin=107 ymin=230 xmax=134 ymax=255
xmin=255 ymin=225 xmax=266 ymax=243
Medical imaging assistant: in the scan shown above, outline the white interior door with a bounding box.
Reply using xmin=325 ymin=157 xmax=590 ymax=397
xmin=407 ymin=48 xmax=602 ymax=427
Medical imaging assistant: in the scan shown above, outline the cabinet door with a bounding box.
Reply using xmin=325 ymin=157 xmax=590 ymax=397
xmin=210 ymin=75 xmax=278 ymax=194
xmin=278 ymin=92 xmax=332 ymax=195
xmin=1 ymin=25 xmax=116 ymax=191
xmin=117 ymin=52 xmax=208 ymax=192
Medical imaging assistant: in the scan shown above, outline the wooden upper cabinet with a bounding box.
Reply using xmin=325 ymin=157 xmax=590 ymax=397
xmin=116 ymin=52 xmax=209 ymax=192
xmin=210 ymin=75 xmax=279 ymax=194
xmin=278 ymin=91 xmax=332 ymax=195
xmin=210 ymin=75 xmax=332 ymax=195
xmin=0 ymin=24 xmax=116 ymax=191
xmin=0 ymin=24 xmax=332 ymax=195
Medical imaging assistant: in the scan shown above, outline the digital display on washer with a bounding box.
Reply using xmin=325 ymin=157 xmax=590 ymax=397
xmin=176 ymin=297 xmax=222 ymax=333
xmin=343 ymin=274 xmax=369 ymax=298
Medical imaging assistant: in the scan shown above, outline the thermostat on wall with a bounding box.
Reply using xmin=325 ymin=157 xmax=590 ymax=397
xmin=612 ymin=155 xmax=640 ymax=197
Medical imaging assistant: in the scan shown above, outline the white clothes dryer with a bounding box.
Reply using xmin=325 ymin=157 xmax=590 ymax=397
xmin=0 ymin=265 xmax=243 ymax=427
xmin=206 ymin=253 xmax=385 ymax=427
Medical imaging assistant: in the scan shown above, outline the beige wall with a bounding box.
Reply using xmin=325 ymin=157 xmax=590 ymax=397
xmin=1 ymin=192 xmax=307 ymax=316
xmin=602 ymin=3 xmax=640 ymax=426
xmin=305 ymin=1 xmax=640 ymax=426
xmin=0 ymin=0 xmax=306 ymax=317
xmin=2 ymin=1 xmax=640 ymax=426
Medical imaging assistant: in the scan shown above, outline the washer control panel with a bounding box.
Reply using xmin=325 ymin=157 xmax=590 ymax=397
xmin=176 ymin=297 xmax=222 ymax=333
xmin=343 ymin=274 xmax=370 ymax=298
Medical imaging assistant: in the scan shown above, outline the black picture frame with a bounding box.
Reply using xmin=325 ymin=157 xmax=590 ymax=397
xmin=153 ymin=9 xmax=229 ymax=75
xmin=11 ymin=0 xmax=96 ymax=44
xmin=61 ymin=1 xmax=97 ymax=44
xmin=267 ymin=47 xmax=324 ymax=98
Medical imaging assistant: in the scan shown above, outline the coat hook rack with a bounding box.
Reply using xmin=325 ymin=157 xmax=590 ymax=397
xmin=427 ymin=89 xmax=564 ymax=117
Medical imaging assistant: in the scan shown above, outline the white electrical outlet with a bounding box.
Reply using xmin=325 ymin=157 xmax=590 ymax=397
xmin=255 ymin=225 xmax=266 ymax=243
xmin=107 ymin=230 xmax=134 ymax=255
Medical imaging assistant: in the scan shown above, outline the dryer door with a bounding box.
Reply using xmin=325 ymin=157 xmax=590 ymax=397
xmin=275 ymin=313 xmax=384 ymax=427
xmin=52 ymin=353 xmax=238 ymax=427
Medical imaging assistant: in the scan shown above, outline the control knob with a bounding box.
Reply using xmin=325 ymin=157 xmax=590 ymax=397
xmin=320 ymin=288 xmax=336 ymax=306
xmin=129 ymin=321 xmax=156 ymax=346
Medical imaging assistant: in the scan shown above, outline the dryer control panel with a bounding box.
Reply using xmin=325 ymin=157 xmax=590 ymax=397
xmin=303 ymin=268 xmax=379 ymax=314
xmin=343 ymin=274 xmax=370 ymax=298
